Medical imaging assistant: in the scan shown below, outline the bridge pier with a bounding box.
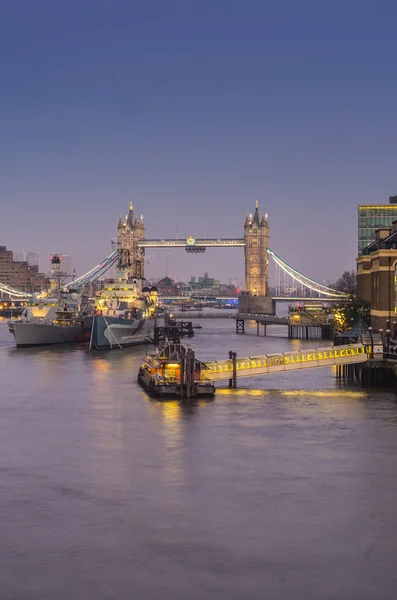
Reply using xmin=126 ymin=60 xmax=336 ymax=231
xmin=255 ymin=321 xmax=268 ymax=336
xmin=236 ymin=318 xmax=245 ymax=334
xmin=288 ymin=324 xmax=333 ymax=341
xmin=336 ymin=363 xmax=363 ymax=383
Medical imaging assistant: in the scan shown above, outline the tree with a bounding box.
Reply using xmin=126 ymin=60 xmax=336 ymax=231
xmin=334 ymin=298 xmax=371 ymax=331
xmin=332 ymin=270 xmax=357 ymax=296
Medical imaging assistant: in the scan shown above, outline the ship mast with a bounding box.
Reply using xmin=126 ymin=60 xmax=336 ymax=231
xmin=49 ymin=255 xmax=67 ymax=300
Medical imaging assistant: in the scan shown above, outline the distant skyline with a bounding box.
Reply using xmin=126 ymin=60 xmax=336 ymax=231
xmin=2 ymin=1 xmax=397 ymax=286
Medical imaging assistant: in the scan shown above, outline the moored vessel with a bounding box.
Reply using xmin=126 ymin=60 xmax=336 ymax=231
xmin=89 ymin=203 xmax=159 ymax=350
xmin=8 ymin=305 xmax=91 ymax=347
xmin=90 ymin=280 xmax=158 ymax=349
xmin=138 ymin=341 xmax=215 ymax=398
xmin=8 ymin=255 xmax=93 ymax=347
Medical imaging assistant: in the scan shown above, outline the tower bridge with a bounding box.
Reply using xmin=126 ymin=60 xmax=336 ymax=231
xmin=115 ymin=200 xmax=269 ymax=295
xmin=0 ymin=201 xmax=348 ymax=300
xmin=115 ymin=200 xmax=346 ymax=300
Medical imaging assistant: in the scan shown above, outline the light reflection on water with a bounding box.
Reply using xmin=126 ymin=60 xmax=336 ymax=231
xmin=2 ymin=319 xmax=397 ymax=599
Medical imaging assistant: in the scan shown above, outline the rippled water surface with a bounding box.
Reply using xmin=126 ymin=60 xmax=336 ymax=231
xmin=2 ymin=317 xmax=397 ymax=599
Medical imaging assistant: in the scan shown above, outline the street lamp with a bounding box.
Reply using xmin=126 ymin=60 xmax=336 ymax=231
xmin=379 ymin=328 xmax=384 ymax=351
xmin=368 ymin=326 xmax=373 ymax=358
xmin=386 ymin=329 xmax=391 ymax=352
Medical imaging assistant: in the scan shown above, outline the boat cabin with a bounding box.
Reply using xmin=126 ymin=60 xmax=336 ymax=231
xmin=140 ymin=342 xmax=211 ymax=384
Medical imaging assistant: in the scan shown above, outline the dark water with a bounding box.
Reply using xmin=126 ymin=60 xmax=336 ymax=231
xmin=2 ymin=317 xmax=397 ymax=600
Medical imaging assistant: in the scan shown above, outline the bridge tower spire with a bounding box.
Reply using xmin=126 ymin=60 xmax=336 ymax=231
xmin=116 ymin=203 xmax=145 ymax=279
xmin=244 ymin=201 xmax=269 ymax=295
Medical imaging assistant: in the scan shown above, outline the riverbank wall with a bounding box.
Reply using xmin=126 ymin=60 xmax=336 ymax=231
xmin=339 ymin=358 xmax=397 ymax=391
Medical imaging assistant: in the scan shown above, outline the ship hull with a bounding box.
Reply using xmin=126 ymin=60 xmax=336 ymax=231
xmin=90 ymin=315 xmax=155 ymax=349
xmin=9 ymin=321 xmax=91 ymax=347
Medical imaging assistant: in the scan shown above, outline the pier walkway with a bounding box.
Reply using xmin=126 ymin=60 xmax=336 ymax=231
xmin=236 ymin=312 xmax=288 ymax=324
xmin=205 ymin=344 xmax=367 ymax=381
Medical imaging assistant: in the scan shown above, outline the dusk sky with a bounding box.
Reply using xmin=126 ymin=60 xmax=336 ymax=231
xmin=1 ymin=0 xmax=397 ymax=286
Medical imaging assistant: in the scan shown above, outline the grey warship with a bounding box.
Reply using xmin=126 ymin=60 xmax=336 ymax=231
xmin=89 ymin=203 xmax=158 ymax=350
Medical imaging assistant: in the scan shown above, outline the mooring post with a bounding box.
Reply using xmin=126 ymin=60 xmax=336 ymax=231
xmin=180 ymin=357 xmax=185 ymax=398
xmin=185 ymin=351 xmax=191 ymax=400
xmin=190 ymin=349 xmax=196 ymax=398
xmin=232 ymin=351 xmax=237 ymax=389
xmin=184 ymin=349 xmax=195 ymax=401
xmin=228 ymin=350 xmax=233 ymax=388
xmin=189 ymin=352 xmax=194 ymax=398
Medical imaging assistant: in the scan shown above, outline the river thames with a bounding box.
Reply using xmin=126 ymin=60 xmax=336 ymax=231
xmin=2 ymin=316 xmax=397 ymax=599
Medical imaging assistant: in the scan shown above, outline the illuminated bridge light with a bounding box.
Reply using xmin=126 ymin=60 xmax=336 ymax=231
xmin=1 ymin=234 xmax=348 ymax=298
xmin=205 ymin=345 xmax=367 ymax=380
xmin=64 ymin=250 xmax=118 ymax=290
xmin=266 ymin=248 xmax=348 ymax=298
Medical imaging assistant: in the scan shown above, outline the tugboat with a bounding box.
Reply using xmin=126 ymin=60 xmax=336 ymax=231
xmin=138 ymin=341 xmax=215 ymax=399
xmin=89 ymin=203 xmax=159 ymax=350
xmin=8 ymin=255 xmax=93 ymax=347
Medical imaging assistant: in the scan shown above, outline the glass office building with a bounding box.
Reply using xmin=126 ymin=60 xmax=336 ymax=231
xmin=358 ymin=197 xmax=397 ymax=255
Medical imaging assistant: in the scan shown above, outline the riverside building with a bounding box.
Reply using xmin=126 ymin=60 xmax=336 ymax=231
xmin=358 ymin=196 xmax=397 ymax=256
xmin=26 ymin=251 xmax=40 ymax=268
xmin=0 ymin=246 xmax=45 ymax=293
xmin=356 ymin=222 xmax=397 ymax=333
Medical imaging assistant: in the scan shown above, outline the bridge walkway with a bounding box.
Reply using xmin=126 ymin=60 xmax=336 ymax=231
xmin=235 ymin=312 xmax=288 ymax=325
xmin=204 ymin=344 xmax=367 ymax=381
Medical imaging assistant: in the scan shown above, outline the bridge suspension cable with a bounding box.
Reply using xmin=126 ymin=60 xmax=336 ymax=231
xmin=0 ymin=250 xmax=118 ymax=297
xmin=65 ymin=250 xmax=118 ymax=290
xmin=0 ymin=247 xmax=349 ymax=299
xmin=0 ymin=282 xmax=32 ymax=298
xmin=267 ymin=248 xmax=348 ymax=298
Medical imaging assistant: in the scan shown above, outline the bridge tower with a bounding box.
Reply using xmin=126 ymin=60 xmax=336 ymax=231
xmin=244 ymin=201 xmax=269 ymax=295
xmin=117 ymin=203 xmax=145 ymax=279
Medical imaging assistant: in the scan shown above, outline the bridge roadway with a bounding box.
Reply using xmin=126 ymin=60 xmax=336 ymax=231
xmin=159 ymin=297 xmax=344 ymax=302
xmin=204 ymin=344 xmax=367 ymax=380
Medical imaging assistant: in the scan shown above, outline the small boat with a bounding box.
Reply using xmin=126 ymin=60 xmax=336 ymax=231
xmin=138 ymin=341 xmax=215 ymax=399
